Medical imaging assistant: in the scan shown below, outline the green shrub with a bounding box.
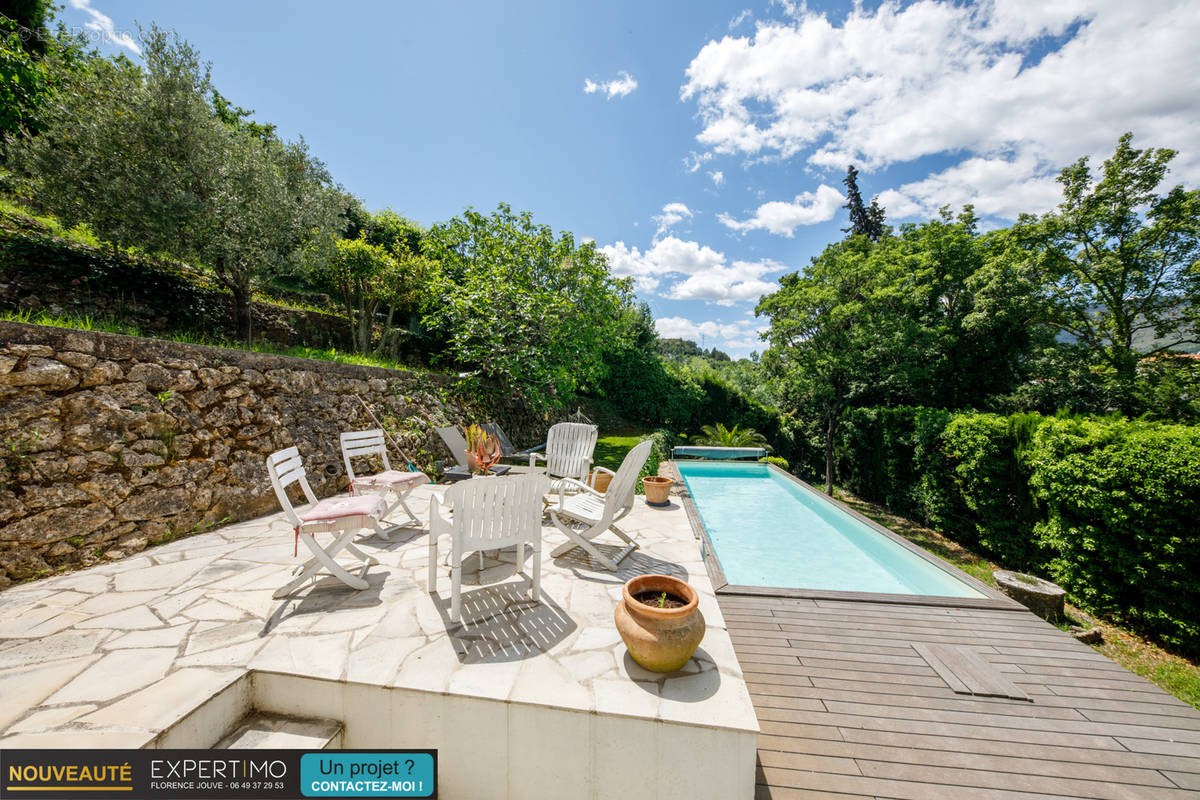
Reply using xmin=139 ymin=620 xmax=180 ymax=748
xmin=1027 ymin=418 xmax=1200 ymax=657
xmin=931 ymin=413 xmax=1045 ymax=567
xmin=836 ymin=406 xmax=951 ymax=515
xmin=634 ymin=429 xmax=673 ymax=494
xmin=836 ymin=405 xmax=1200 ymax=658
xmin=760 ymin=455 xmax=790 ymax=470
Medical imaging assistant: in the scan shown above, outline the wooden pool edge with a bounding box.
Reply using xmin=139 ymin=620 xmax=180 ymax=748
xmin=666 ymin=460 xmax=1025 ymax=612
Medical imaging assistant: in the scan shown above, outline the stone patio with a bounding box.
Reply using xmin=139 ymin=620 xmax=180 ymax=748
xmin=0 ymin=482 xmax=759 ymax=799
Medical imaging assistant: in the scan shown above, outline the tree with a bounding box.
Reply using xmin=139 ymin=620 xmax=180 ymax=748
xmin=211 ymin=89 xmax=277 ymax=142
xmin=865 ymin=197 xmax=887 ymax=241
xmin=758 ymin=239 xmax=882 ymax=494
xmin=842 ymin=165 xmax=886 ymax=241
xmin=6 ymin=27 xmax=345 ymax=341
xmin=200 ymin=130 xmax=344 ymax=341
xmin=5 ymin=31 xmax=215 ymax=254
xmin=1031 ymin=133 xmax=1200 ymax=411
xmin=422 ymin=203 xmax=633 ymax=410
xmin=317 ymin=232 xmax=436 ymax=355
xmin=842 ymin=165 xmax=869 ymax=237
xmin=759 ymin=210 xmax=1045 ymax=492
xmin=0 ymin=0 xmax=82 ymax=141
xmin=322 ymin=235 xmax=398 ymax=353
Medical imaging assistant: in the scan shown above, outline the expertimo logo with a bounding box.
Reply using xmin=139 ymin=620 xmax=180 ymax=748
xmin=149 ymin=759 xmax=288 ymax=780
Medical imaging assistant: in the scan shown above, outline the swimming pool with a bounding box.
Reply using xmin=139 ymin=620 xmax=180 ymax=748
xmin=678 ymin=461 xmax=985 ymax=598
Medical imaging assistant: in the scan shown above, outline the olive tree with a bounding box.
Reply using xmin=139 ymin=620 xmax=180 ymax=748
xmin=5 ymin=26 xmax=344 ymax=341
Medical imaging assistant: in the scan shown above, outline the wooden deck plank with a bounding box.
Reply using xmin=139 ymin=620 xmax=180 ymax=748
xmin=856 ymin=759 xmax=1194 ymax=799
xmin=756 ymin=734 xmax=1180 ymax=787
xmin=837 ymin=727 xmax=1200 ymax=773
xmin=720 ymin=594 xmax=1200 ymax=799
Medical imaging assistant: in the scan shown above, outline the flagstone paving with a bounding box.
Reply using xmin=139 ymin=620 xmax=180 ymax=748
xmin=0 ymin=483 xmax=759 ymax=751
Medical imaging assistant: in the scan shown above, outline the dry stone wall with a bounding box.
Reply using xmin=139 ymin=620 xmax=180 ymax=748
xmin=0 ymin=321 xmax=542 ymax=587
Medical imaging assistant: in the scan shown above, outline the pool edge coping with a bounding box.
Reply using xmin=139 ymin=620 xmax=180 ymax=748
xmin=667 ymin=460 xmax=1025 ymax=612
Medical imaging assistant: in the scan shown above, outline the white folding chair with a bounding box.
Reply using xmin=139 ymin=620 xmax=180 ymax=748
xmin=548 ymin=439 xmax=653 ymax=570
xmin=267 ymin=446 xmax=386 ymax=599
xmin=528 ymin=422 xmax=598 ymax=494
xmin=340 ymin=429 xmax=430 ymax=529
xmin=427 ymin=473 xmax=551 ymax=623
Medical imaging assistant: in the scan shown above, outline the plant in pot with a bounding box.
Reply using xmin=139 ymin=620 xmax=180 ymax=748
xmin=642 ymin=474 xmax=672 ymax=506
xmin=615 ymin=573 xmax=705 ymax=673
xmin=464 ymin=424 xmax=501 ymax=474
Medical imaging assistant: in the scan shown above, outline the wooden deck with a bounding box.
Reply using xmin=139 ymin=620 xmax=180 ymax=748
xmin=719 ymin=594 xmax=1200 ymax=800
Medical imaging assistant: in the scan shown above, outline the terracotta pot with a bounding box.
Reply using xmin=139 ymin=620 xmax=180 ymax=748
xmin=615 ymin=574 xmax=706 ymax=673
xmin=590 ymin=470 xmax=613 ymax=493
xmin=642 ymin=475 xmax=672 ymax=506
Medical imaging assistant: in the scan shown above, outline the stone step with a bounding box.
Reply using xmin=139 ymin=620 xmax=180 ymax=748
xmin=212 ymin=712 xmax=343 ymax=750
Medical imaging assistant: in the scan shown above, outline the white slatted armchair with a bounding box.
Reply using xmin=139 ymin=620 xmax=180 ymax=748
xmin=529 ymin=422 xmax=598 ymax=494
xmin=267 ymin=446 xmax=386 ymax=599
xmin=340 ymin=429 xmax=429 ymax=530
xmin=427 ymin=473 xmax=551 ymax=623
xmin=548 ymin=438 xmax=653 ymax=570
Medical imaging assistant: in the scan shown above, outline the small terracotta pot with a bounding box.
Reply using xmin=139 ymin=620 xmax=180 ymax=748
xmin=642 ymin=475 xmax=672 ymax=506
xmin=615 ymin=574 xmax=706 ymax=673
xmin=590 ymin=470 xmax=613 ymax=493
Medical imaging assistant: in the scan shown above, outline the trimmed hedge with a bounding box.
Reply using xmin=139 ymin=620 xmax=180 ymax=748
xmin=1028 ymin=418 xmax=1200 ymax=655
xmin=835 ymin=408 xmax=1200 ymax=658
xmin=835 ymin=406 xmax=950 ymax=515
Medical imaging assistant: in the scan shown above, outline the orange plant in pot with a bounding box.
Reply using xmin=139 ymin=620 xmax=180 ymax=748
xmin=614 ymin=573 xmax=706 ymax=673
xmin=464 ymin=424 xmax=501 ymax=474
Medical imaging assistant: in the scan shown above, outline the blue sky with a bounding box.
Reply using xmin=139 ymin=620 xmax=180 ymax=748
xmin=62 ymin=0 xmax=1200 ymax=357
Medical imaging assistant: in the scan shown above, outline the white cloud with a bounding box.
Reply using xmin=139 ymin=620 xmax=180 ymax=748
xmin=69 ymin=0 xmax=140 ymax=54
xmin=729 ymin=9 xmax=752 ymax=30
xmin=655 ymin=316 xmax=767 ymax=354
xmin=681 ymin=0 xmax=1200 ymax=220
xmin=668 ymin=260 xmax=779 ymax=305
xmin=653 ymin=202 xmax=694 ymax=238
xmin=584 ymin=71 xmax=639 ymax=99
xmin=719 ymin=184 xmax=843 ymax=236
xmin=600 ymin=236 xmax=781 ymax=305
xmin=683 ymin=151 xmax=713 ymax=173
xmin=709 ymin=170 xmax=725 ymax=186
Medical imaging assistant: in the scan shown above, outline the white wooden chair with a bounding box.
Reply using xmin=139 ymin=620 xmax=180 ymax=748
xmin=529 ymin=422 xmax=598 ymax=494
xmin=427 ymin=473 xmax=551 ymax=623
xmin=436 ymin=426 xmax=470 ymax=467
xmin=548 ymin=439 xmax=653 ymax=570
xmin=267 ymin=446 xmax=386 ymax=599
xmin=340 ymin=429 xmax=430 ymax=529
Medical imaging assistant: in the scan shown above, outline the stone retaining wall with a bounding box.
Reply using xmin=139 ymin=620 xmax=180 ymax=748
xmin=0 ymin=322 xmax=541 ymax=587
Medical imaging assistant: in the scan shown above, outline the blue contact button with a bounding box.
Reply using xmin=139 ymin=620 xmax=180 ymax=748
xmin=300 ymin=753 xmax=435 ymax=797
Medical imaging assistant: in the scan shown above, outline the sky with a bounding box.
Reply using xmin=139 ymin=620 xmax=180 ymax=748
xmin=60 ymin=0 xmax=1200 ymax=358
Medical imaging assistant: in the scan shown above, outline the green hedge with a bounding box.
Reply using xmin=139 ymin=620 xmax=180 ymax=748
xmin=836 ymin=406 xmax=950 ymax=515
xmin=926 ymin=413 xmax=1045 ymax=568
xmin=1028 ymin=418 xmax=1200 ymax=655
xmin=835 ymin=408 xmax=1200 ymax=658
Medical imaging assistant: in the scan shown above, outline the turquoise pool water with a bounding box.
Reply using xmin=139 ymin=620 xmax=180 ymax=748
xmin=678 ymin=461 xmax=984 ymax=597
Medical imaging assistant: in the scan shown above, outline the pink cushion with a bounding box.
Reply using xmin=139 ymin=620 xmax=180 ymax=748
xmin=299 ymin=494 xmax=385 ymax=523
xmin=354 ymin=470 xmax=429 ymax=488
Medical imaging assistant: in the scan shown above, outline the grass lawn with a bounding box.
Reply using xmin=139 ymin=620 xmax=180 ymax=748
xmin=836 ymin=488 xmax=1200 ymax=711
xmin=593 ymin=431 xmax=647 ymax=472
